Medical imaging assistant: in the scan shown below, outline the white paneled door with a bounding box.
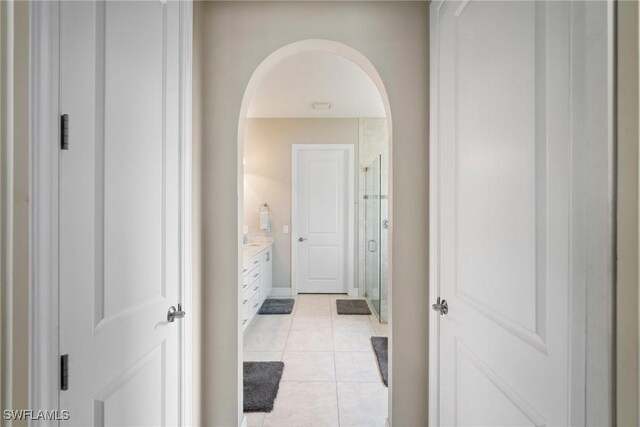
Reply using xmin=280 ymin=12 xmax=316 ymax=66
xmin=431 ymin=1 xmax=601 ymax=425
xmin=294 ymin=146 xmax=353 ymax=294
xmin=59 ymin=2 xmax=184 ymax=425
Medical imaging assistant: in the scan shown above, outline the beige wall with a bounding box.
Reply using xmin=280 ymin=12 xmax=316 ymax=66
xmin=617 ymin=1 xmax=640 ymax=425
xmin=243 ymin=118 xmax=360 ymax=289
xmin=201 ymin=2 xmax=429 ymax=425
xmin=0 ymin=1 xmax=29 ymax=424
xmin=191 ymin=2 xmax=204 ymax=425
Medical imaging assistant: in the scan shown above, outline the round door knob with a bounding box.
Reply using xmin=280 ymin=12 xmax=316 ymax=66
xmin=298 ymin=237 xmax=307 ymax=242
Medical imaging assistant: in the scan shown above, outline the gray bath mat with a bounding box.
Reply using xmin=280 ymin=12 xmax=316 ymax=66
xmin=336 ymin=299 xmax=372 ymax=315
xmin=243 ymin=361 xmax=285 ymax=412
xmin=371 ymin=336 xmax=388 ymax=386
xmin=259 ymin=298 xmax=295 ymax=315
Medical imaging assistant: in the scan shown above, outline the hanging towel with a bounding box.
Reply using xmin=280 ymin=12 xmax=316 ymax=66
xmin=260 ymin=210 xmax=270 ymax=231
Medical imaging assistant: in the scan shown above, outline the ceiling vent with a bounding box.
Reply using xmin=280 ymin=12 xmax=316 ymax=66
xmin=312 ymin=102 xmax=332 ymax=111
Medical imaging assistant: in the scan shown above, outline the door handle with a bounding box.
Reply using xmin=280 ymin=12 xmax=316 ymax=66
xmin=432 ymin=297 xmax=448 ymax=315
xmin=298 ymin=237 xmax=307 ymax=242
xmin=167 ymin=303 xmax=186 ymax=322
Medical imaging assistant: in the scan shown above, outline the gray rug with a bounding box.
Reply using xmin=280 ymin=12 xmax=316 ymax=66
xmin=243 ymin=361 xmax=285 ymax=412
xmin=336 ymin=299 xmax=372 ymax=315
xmin=371 ymin=337 xmax=388 ymax=386
xmin=259 ymin=298 xmax=295 ymax=315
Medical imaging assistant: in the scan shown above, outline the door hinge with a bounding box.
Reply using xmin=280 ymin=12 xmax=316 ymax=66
xmin=61 ymin=114 xmax=69 ymax=150
xmin=60 ymin=354 xmax=69 ymax=390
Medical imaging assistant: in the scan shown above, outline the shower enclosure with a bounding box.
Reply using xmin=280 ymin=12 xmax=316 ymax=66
xmin=364 ymin=154 xmax=388 ymax=323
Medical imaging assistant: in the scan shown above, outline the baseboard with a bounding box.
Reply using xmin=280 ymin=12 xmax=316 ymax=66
xmin=240 ymin=415 xmax=247 ymax=427
xmin=348 ymin=287 xmax=359 ymax=297
xmin=269 ymin=287 xmax=292 ymax=297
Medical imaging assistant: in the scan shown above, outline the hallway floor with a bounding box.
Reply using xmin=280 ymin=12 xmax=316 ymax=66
xmin=243 ymin=294 xmax=389 ymax=427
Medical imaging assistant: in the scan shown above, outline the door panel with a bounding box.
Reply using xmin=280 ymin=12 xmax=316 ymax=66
xmin=101 ymin=0 xmax=167 ymax=321
xmin=59 ymin=1 xmax=182 ymax=425
xmin=434 ymin=1 xmax=571 ymax=425
xmin=296 ymin=148 xmax=350 ymax=293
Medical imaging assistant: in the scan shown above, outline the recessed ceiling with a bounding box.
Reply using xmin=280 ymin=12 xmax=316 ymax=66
xmin=247 ymin=51 xmax=385 ymax=118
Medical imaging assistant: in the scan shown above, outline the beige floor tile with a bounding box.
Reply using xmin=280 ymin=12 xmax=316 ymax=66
xmin=242 ymin=294 xmax=389 ymax=427
xmin=298 ymin=294 xmax=333 ymax=302
xmin=334 ymin=351 xmax=381 ymax=383
xmin=248 ymin=314 xmax=293 ymax=332
xmin=245 ymin=412 xmax=265 ymax=427
xmin=243 ymin=351 xmax=283 ymax=362
xmin=285 ymin=329 xmax=334 ymax=352
xmin=295 ymin=302 xmax=331 ymax=316
xmin=336 ymin=382 xmax=388 ymax=427
xmin=262 ymin=382 xmax=339 ymax=427
xmin=281 ymin=351 xmax=335 ymax=382
xmin=332 ymin=316 xmax=375 ymax=333
xmin=372 ymin=322 xmax=388 ymax=337
xmin=291 ymin=314 xmax=333 ymax=331
xmin=333 ymin=329 xmax=375 ymax=352
xmin=244 ymin=328 xmax=290 ymax=352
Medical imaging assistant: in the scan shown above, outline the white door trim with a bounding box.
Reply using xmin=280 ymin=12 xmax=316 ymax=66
xmin=428 ymin=0 xmax=615 ymax=425
xmin=28 ymin=2 xmax=193 ymax=425
xmin=291 ymin=144 xmax=355 ymax=296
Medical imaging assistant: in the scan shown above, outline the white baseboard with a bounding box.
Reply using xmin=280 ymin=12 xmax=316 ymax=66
xmin=240 ymin=415 xmax=247 ymax=427
xmin=348 ymin=287 xmax=360 ymax=297
xmin=270 ymin=287 xmax=292 ymax=297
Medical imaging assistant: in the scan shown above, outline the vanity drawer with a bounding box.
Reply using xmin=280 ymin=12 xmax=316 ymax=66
xmin=242 ymin=286 xmax=252 ymax=306
xmin=242 ymin=272 xmax=250 ymax=289
xmin=249 ymin=279 xmax=260 ymax=298
xmin=249 ymin=265 xmax=260 ymax=284
xmin=248 ymin=255 xmax=260 ymax=269
xmin=242 ymin=304 xmax=250 ymax=329
xmin=243 ymin=280 xmax=259 ymax=301
xmin=248 ymin=291 xmax=262 ymax=317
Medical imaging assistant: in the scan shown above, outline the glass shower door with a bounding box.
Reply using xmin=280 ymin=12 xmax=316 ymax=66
xmin=365 ymin=155 xmax=382 ymax=319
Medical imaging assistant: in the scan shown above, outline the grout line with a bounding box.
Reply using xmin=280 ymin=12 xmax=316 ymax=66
xmin=330 ymin=297 xmax=342 ymax=426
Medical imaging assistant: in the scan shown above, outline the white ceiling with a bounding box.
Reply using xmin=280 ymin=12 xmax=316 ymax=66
xmin=247 ymin=51 xmax=385 ymax=118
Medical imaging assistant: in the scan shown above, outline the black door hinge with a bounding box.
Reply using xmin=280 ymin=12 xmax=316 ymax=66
xmin=60 ymin=354 xmax=69 ymax=390
xmin=61 ymin=114 xmax=69 ymax=150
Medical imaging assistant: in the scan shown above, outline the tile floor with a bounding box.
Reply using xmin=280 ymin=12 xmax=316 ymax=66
xmin=243 ymin=294 xmax=389 ymax=427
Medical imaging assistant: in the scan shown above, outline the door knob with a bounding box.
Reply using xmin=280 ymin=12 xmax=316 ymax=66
xmin=298 ymin=237 xmax=307 ymax=242
xmin=432 ymin=297 xmax=448 ymax=315
xmin=167 ymin=303 xmax=186 ymax=322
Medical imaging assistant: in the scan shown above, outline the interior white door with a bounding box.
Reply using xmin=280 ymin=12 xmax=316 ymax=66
xmin=295 ymin=147 xmax=351 ymax=294
xmin=433 ymin=1 xmax=577 ymax=425
xmin=58 ymin=2 xmax=183 ymax=425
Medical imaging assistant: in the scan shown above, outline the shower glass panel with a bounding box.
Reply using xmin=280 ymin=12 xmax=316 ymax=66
xmin=365 ymin=155 xmax=382 ymax=320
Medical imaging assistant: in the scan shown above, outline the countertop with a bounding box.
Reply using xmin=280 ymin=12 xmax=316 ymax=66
xmin=243 ymin=242 xmax=272 ymax=261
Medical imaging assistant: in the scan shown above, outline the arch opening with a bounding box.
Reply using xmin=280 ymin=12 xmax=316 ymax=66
xmin=237 ymin=39 xmax=393 ymax=425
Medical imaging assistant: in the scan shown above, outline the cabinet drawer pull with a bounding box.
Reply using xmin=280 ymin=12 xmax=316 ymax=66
xmin=253 ymin=286 xmax=258 ymax=291
xmin=253 ymin=260 xmax=259 ymax=265
xmin=253 ymin=273 xmax=259 ymax=278
xmin=243 ymin=319 xmax=247 ymax=325
xmin=243 ymin=299 xmax=248 ymax=304
xmin=253 ymin=303 xmax=259 ymax=308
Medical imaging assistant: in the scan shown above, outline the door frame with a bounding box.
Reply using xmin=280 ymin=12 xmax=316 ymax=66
xmin=28 ymin=2 xmax=194 ymax=425
xmin=428 ymin=1 xmax=616 ymax=425
xmin=291 ymin=144 xmax=356 ymax=296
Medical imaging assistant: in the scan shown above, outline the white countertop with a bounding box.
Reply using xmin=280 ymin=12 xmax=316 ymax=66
xmin=243 ymin=242 xmax=272 ymax=261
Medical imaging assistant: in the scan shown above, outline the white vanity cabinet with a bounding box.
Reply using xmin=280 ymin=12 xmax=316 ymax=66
xmin=260 ymin=247 xmax=273 ymax=304
xmin=242 ymin=243 xmax=273 ymax=330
